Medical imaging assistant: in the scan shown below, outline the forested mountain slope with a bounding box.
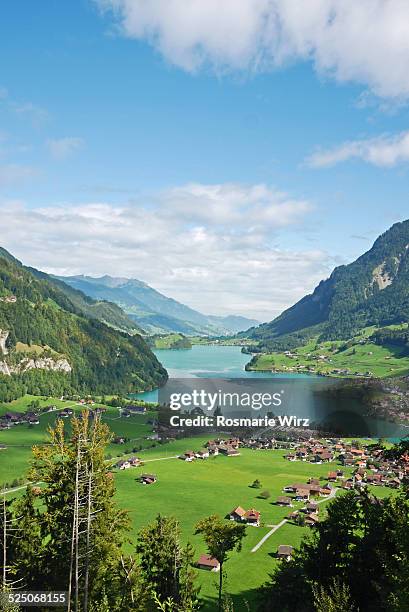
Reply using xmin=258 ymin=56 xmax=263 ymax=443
xmin=247 ymin=220 xmax=409 ymax=350
xmin=0 ymin=247 xmax=167 ymax=401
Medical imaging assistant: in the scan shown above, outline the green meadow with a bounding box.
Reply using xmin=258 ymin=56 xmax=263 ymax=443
xmin=0 ymin=396 xmax=395 ymax=610
xmin=113 ymin=445 xmax=379 ymax=611
xmin=0 ymin=395 xmax=158 ymax=484
xmin=250 ymin=332 xmax=409 ymax=378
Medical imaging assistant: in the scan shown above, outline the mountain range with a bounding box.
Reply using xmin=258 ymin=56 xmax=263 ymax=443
xmin=247 ymin=219 xmax=409 ymax=350
xmin=56 ymin=274 xmax=259 ymax=336
xmin=0 ymin=247 xmax=167 ymax=402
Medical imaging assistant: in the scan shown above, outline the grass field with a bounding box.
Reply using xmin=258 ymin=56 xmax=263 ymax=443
xmin=249 ymin=332 xmax=409 ymax=378
xmin=0 ymin=395 xmax=158 ymax=484
xmin=0 ymin=396 xmax=397 ymax=610
xmin=113 ymin=444 xmax=388 ymax=611
xmin=153 ymin=333 xmax=192 ymax=349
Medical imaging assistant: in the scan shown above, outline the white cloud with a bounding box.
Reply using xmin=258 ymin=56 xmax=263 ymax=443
xmin=96 ymin=0 xmax=409 ymax=99
xmin=159 ymin=183 xmax=311 ymax=229
xmin=0 ymin=183 xmax=332 ymax=320
xmin=307 ymin=131 xmax=409 ymax=168
xmin=46 ymin=137 xmax=85 ymax=159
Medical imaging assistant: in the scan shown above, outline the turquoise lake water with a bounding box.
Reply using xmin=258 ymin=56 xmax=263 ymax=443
xmin=136 ymin=345 xmax=406 ymax=439
xmin=137 ymin=344 xmax=312 ymax=402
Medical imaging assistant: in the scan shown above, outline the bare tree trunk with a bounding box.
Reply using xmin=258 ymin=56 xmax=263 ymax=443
xmin=67 ymin=457 xmax=79 ymax=612
xmin=83 ymin=468 xmax=93 ymax=612
xmin=218 ymin=563 xmax=223 ymax=612
xmin=74 ymin=443 xmax=81 ymax=612
xmin=2 ymin=492 xmax=6 ymax=588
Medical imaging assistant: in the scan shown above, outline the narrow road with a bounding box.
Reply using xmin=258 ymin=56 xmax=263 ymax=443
xmin=143 ymin=456 xmax=179 ymax=463
xmin=2 ymin=481 xmax=43 ymax=495
xmin=316 ymin=486 xmax=338 ymax=504
xmin=251 ymin=519 xmax=287 ymax=553
xmin=250 ymin=487 xmax=339 ymax=553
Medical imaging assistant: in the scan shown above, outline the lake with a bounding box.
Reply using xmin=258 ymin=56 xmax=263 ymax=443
xmin=136 ymin=345 xmax=406 ymax=438
xmin=138 ymin=344 xmax=314 ymax=402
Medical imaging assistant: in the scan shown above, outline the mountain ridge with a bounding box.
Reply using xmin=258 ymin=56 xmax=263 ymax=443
xmin=247 ymin=219 xmax=409 ymax=350
xmin=57 ymin=274 xmax=259 ymax=335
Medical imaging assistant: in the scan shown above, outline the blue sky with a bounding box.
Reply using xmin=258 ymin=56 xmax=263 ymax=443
xmin=1 ymin=1 xmax=409 ymax=320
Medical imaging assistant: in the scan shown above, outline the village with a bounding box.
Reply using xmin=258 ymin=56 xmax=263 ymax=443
xmin=113 ymin=433 xmax=409 ymax=571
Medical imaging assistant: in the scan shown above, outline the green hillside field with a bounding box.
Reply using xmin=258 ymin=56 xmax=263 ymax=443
xmin=0 ymin=395 xmax=159 ymax=484
xmin=247 ymin=328 xmax=409 ymax=378
xmin=113 ymin=444 xmax=392 ymax=611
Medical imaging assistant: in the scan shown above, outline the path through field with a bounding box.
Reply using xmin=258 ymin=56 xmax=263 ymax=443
xmin=251 ymin=519 xmax=287 ymax=552
xmin=250 ymin=486 xmax=339 ymax=553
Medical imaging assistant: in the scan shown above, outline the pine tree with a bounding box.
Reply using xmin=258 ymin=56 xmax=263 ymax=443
xmin=28 ymin=412 xmax=130 ymax=611
xmin=11 ymin=486 xmax=43 ymax=589
xmin=135 ymin=514 xmax=200 ymax=611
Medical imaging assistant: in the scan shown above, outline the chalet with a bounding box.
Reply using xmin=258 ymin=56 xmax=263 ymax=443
xmin=287 ymin=511 xmax=299 ymax=521
xmin=318 ymin=451 xmax=333 ymax=462
xmin=218 ymin=445 xmax=240 ymax=456
xmin=308 ymin=478 xmax=320 ymax=486
xmin=59 ymin=409 xmax=73 ymax=418
xmin=114 ymin=436 xmax=126 ymax=445
xmin=4 ymin=412 xmax=21 ymax=424
xmin=277 ymin=545 xmax=293 ymax=561
xmin=327 ymin=471 xmax=337 ymax=482
xmin=197 ymin=554 xmax=220 ymax=572
xmin=181 ymin=451 xmax=196 ymax=462
xmin=305 ymin=513 xmax=319 ymax=527
xmin=295 ymin=488 xmax=310 ymax=501
xmin=0 ymin=444 xmax=6 ymax=450
xmin=285 ymin=454 xmax=296 ymax=461
xmin=387 ymin=477 xmax=401 ymax=488
xmin=117 ymin=460 xmax=131 ymax=470
xmin=207 ymin=444 xmax=219 ymax=456
xmin=244 ymin=509 xmax=261 ymax=526
xmin=229 ymin=506 xmax=246 ymax=522
xmin=305 ymin=502 xmax=319 ymax=514
xmin=276 ymin=496 xmax=293 ymax=507
xmin=226 ymin=438 xmax=240 ymax=449
xmin=205 ymin=440 xmax=217 ymax=448
xmin=127 ymin=405 xmax=147 ymax=414
xmin=28 ymin=417 xmax=40 ymax=425
xmin=140 ymin=474 xmax=157 ymax=485
xmin=128 ymin=456 xmax=141 ymax=467
xmin=296 ymin=447 xmax=309 ymax=460
xmin=196 ymin=450 xmax=209 ymax=459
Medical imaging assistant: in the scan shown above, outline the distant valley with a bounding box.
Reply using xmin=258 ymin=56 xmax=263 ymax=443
xmin=56 ymin=274 xmax=259 ymax=336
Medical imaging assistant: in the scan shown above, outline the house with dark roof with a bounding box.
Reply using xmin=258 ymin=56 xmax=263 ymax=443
xmin=276 ymin=496 xmax=293 ymax=507
xmin=277 ymin=545 xmax=293 ymax=561
xmin=229 ymin=506 xmax=246 ymax=522
xmin=140 ymin=474 xmax=157 ymax=485
xmin=197 ymin=554 xmax=220 ymax=572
